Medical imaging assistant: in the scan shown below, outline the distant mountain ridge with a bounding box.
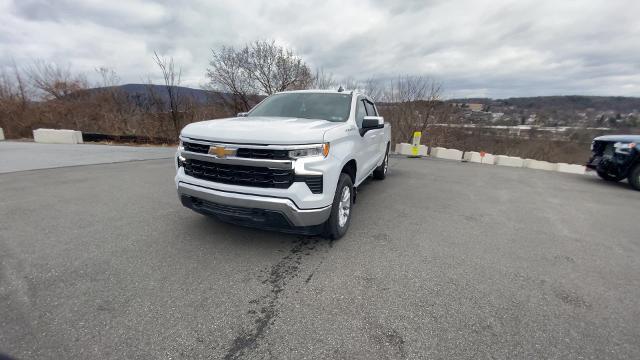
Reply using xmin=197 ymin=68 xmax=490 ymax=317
xmin=103 ymin=83 xmax=231 ymax=105
xmin=447 ymin=95 xmax=640 ymax=128
xmin=81 ymin=85 xmax=640 ymax=124
xmin=448 ymin=95 xmax=640 ymax=113
xmin=89 ymin=85 xmax=640 ymax=112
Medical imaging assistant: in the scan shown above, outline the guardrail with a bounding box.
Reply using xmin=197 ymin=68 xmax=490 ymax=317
xmin=27 ymin=130 xmax=175 ymax=145
xmin=393 ymin=142 xmax=586 ymax=175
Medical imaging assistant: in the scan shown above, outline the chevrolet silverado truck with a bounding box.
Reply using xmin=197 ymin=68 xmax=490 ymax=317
xmin=586 ymin=134 xmax=640 ymax=190
xmin=175 ymin=90 xmax=391 ymax=238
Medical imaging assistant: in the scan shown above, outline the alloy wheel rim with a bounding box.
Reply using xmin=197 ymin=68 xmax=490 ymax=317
xmin=338 ymin=186 xmax=351 ymax=228
xmin=383 ymin=153 xmax=388 ymax=174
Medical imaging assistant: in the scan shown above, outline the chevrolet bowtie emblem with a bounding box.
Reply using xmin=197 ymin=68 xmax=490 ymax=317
xmin=209 ymin=146 xmax=234 ymax=158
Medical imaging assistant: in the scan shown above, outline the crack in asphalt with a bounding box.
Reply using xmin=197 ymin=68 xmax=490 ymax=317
xmin=223 ymin=237 xmax=323 ymax=360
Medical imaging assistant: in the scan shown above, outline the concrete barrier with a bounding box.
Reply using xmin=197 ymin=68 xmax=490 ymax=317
xmin=462 ymin=151 xmax=477 ymax=162
xmin=495 ymin=155 xmax=524 ymax=167
xmin=430 ymin=147 xmax=444 ymax=157
xmin=482 ymin=153 xmax=496 ymax=165
xmin=33 ymin=129 xmax=83 ymax=144
xmin=556 ymin=163 xmax=586 ymax=174
xmin=393 ymin=143 xmax=588 ymax=177
xmin=395 ymin=143 xmax=411 ymax=155
xmin=396 ymin=143 xmax=429 ymax=156
xmin=524 ymin=159 xmax=556 ymax=171
xmin=432 ymin=147 xmax=463 ymax=161
xmin=0 ymin=127 xmax=4 ymax=141
xmin=463 ymin=151 xmax=495 ymax=164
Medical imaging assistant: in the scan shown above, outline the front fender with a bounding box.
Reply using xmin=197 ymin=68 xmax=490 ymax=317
xmin=325 ymin=123 xmax=360 ymax=159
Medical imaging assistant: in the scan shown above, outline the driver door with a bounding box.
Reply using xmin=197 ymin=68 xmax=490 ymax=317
xmin=354 ymin=97 xmax=381 ymax=182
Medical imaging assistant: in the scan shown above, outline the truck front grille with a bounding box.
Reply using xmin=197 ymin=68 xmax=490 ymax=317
xmin=183 ymin=141 xmax=210 ymax=154
xmin=236 ymin=148 xmax=290 ymax=160
xmin=184 ymin=159 xmax=294 ymax=189
xmin=182 ymin=141 xmax=291 ymax=160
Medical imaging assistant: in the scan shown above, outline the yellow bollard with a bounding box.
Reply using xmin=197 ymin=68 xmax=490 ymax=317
xmin=409 ymin=131 xmax=421 ymax=158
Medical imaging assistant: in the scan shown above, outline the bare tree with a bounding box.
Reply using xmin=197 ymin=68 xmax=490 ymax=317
xmin=244 ymin=40 xmax=313 ymax=93
xmin=206 ymin=45 xmax=254 ymax=112
xmin=0 ymin=64 xmax=30 ymax=137
xmin=0 ymin=62 xmax=29 ymax=107
xmin=339 ymin=76 xmax=361 ymax=92
xmin=95 ymin=67 xmax=120 ymax=87
xmin=375 ymin=76 xmax=444 ymax=144
xmin=312 ymin=68 xmax=337 ymax=89
xmin=26 ymin=60 xmax=87 ymax=100
xmin=206 ymin=40 xmax=313 ymax=112
xmin=309 ymin=71 xmax=384 ymax=100
xmin=92 ymin=67 xmax=141 ymax=135
xmin=361 ymin=77 xmax=385 ymax=101
xmin=153 ymin=51 xmax=182 ymax=137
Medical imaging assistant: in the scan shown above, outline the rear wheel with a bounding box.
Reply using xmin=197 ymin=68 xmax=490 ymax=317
xmin=628 ymin=164 xmax=640 ymax=191
xmin=597 ymin=170 xmax=624 ymax=182
xmin=323 ymin=173 xmax=354 ymax=239
xmin=372 ymin=145 xmax=390 ymax=180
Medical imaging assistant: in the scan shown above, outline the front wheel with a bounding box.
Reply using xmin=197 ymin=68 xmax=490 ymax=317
xmin=628 ymin=164 xmax=640 ymax=191
xmin=323 ymin=173 xmax=354 ymax=239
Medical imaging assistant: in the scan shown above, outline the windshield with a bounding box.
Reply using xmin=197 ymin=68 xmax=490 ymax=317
xmin=248 ymin=92 xmax=352 ymax=122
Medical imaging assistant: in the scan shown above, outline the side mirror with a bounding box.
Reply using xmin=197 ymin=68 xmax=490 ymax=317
xmin=237 ymin=112 xmax=248 ymax=117
xmin=362 ymin=116 xmax=384 ymax=129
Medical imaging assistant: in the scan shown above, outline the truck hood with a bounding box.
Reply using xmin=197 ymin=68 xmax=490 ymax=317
xmin=594 ymin=135 xmax=640 ymax=143
xmin=181 ymin=116 xmax=342 ymax=145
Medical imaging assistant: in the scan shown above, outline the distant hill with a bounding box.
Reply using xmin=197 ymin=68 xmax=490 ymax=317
xmin=126 ymin=83 xmax=240 ymax=104
xmin=76 ymin=83 xmax=270 ymax=111
xmin=448 ymin=96 xmax=640 ymax=113
xmin=110 ymin=83 xmax=230 ymax=105
xmin=447 ymin=96 xmax=640 ymax=128
xmin=70 ymin=83 xmax=235 ymax=111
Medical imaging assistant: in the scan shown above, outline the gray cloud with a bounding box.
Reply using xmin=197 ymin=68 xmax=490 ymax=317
xmin=1 ymin=0 xmax=639 ymax=98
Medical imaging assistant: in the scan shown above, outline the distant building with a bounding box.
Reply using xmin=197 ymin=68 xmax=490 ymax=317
xmin=467 ymin=103 xmax=484 ymax=112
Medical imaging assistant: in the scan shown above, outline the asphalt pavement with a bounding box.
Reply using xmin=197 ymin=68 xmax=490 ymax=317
xmin=0 ymin=141 xmax=175 ymax=173
xmin=1 ymin=142 xmax=639 ymax=359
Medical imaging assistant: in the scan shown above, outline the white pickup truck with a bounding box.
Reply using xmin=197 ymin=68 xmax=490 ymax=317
xmin=175 ymin=90 xmax=391 ymax=239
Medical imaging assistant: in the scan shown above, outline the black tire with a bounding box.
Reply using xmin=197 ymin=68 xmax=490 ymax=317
xmin=597 ymin=170 xmax=623 ymax=182
xmin=323 ymin=173 xmax=354 ymax=239
xmin=372 ymin=144 xmax=390 ymax=180
xmin=628 ymin=164 xmax=640 ymax=191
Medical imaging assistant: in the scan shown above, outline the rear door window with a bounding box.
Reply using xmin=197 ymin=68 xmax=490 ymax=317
xmin=355 ymin=99 xmax=367 ymax=128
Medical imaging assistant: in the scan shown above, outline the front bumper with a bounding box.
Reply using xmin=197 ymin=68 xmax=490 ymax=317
xmin=586 ymin=154 xmax=633 ymax=176
xmin=178 ymin=181 xmax=332 ymax=228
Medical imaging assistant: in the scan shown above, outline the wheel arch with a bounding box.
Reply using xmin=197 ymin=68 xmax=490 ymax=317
xmin=341 ymin=159 xmax=357 ymax=184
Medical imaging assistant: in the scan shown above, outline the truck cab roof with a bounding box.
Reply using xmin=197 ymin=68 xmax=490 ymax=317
xmin=280 ymin=88 xmax=372 ymax=95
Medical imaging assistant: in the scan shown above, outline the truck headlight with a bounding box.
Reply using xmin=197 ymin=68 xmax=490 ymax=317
xmin=177 ymin=155 xmax=186 ymax=167
xmin=614 ymin=142 xmax=636 ymax=154
xmin=289 ymin=143 xmax=330 ymax=158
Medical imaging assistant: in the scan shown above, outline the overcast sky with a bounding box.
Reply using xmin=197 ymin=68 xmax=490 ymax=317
xmin=2 ymin=0 xmax=639 ymax=98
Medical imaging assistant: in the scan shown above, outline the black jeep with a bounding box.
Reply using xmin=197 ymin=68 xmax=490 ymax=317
xmin=586 ymin=135 xmax=640 ymax=190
